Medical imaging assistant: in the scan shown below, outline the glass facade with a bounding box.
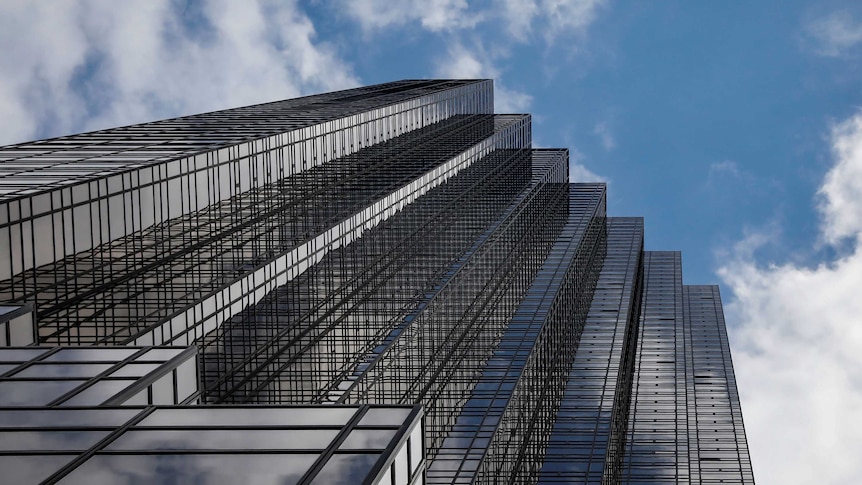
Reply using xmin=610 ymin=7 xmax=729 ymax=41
xmin=0 ymin=79 xmax=753 ymax=484
xmin=0 ymin=404 xmax=423 ymax=485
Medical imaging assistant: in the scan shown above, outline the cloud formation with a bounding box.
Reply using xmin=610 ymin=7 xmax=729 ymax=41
xmin=719 ymin=111 xmax=862 ymax=485
xmin=341 ymin=0 xmax=480 ymax=32
xmin=819 ymin=114 xmax=862 ymax=243
xmin=804 ymin=11 xmax=862 ymax=57
xmin=568 ymin=148 xmax=608 ymax=183
xmin=342 ymin=0 xmax=605 ymax=43
xmin=346 ymin=0 xmax=607 ymax=118
xmin=593 ymin=121 xmax=615 ymax=150
xmin=0 ymin=0 xmax=357 ymax=145
xmin=434 ymin=42 xmax=532 ymax=113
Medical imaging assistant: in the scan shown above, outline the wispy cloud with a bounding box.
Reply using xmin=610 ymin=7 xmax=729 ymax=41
xmin=434 ymin=42 xmax=532 ymax=113
xmin=568 ymin=148 xmax=608 ymax=183
xmin=342 ymin=0 xmax=606 ymax=117
xmin=500 ymin=0 xmax=540 ymax=41
xmin=339 ymin=0 xmax=481 ymax=33
xmin=804 ymin=11 xmax=862 ymax=57
xmin=540 ymin=0 xmax=606 ymax=44
xmin=818 ymin=114 xmax=862 ymax=243
xmin=719 ymin=111 xmax=862 ymax=485
xmin=593 ymin=121 xmax=615 ymax=150
xmin=708 ymin=160 xmax=744 ymax=179
xmin=342 ymin=0 xmax=605 ymax=46
xmin=0 ymin=0 xmax=358 ymax=145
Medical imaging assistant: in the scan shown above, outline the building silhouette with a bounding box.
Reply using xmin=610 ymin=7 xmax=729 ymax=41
xmin=0 ymin=80 xmax=754 ymax=484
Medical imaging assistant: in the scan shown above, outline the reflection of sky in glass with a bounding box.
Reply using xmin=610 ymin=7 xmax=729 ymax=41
xmin=57 ymin=453 xmax=318 ymax=485
xmin=106 ymin=429 xmax=339 ymax=451
xmin=311 ymin=453 xmax=381 ymax=485
xmin=0 ymin=348 xmax=48 ymax=361
xmin=138 ymin=407 xmax=356 ymax=427
xmin=0 ymin=380 xmax=81 ymax=405
xmin=43 ymin=348 xmax=138 ymax=362
xmin=135 ymin=348 xmax=184 ymax=362
xmin=60 ymin=380 xmax=137 ymax=406
xmin=0 ymin=408 xmax=139 ymax=427
xmin=13 ymin=363 xmax=112 ymax=378
xmin=107 ymin=363 xmax=162 ymax=378
xmin=339 ymin=429 xmax=397 ymax=450
xmin=0 ymin=430 xmax=109 ymax=451
xmin=357 ymin=408 xmax=411 ymax=426
xmin=0 ymin=455 xmax=76 ymax=484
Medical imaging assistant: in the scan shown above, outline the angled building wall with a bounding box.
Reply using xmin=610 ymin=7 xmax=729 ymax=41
xmin=0 ymin=79 xmax=753 ymax=484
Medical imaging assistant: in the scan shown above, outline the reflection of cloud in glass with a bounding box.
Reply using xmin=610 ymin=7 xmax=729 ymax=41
xmin=106 ymin=429 xmax=339 ymax=451
xmin=310 ymin=453 xmax=382 ymax=485
xmin=0 ymin=430 xmax=108 ymax=451
xmin=139 ymin=407 xmax=356 ymax=427
xmin=0 ymin=408 xmax=139 ymax=428
xmin=59 ymin=453 xmax=318 ymax=485
xmin=0 ymin=380 xmax=80 ymax=406
xmin=0 ymin=455 xmax=75 ymax=484
xmin=339 ymin=429 xmax=397 ymax=450
xmin=13 ymin=363 xmax=113 ymax=378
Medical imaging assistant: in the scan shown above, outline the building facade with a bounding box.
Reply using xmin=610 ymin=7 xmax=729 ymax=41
xmin=0 ymin=80 xmax=754 ymax=484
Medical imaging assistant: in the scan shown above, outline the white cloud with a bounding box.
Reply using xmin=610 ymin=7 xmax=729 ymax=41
xmin=593 ymin=121 xmax=615 ymax=150
xmin=540 ymin=0 xmax=606 ymax=43
xmin=341 ymin=0 xmax=606 ymax=119
xmin=434 ymin=42 xmax=532 ymax=113
xmin=719 ymin=110 xmax=862 ymax=485
xmin=805 ymin=12 xmax=862 ymax=57
xmin=341 ymin=0 xmax=604 ymax=46
xmin=500 ymin=0 xmax=540 ymax=41
xmin=568 ymin=148 xmax=607 ymax=183
xmin=709 ymin=160 xmax=743 ymax=178
xmin=340 ymin=0 xmax=480 ymax=33
xmin=819 ymin=114 xmax=862 ymax=243
xmin=0 ymin=0 xmax=358 ymax=145
xmin=499 ymin=0 xmax=606 ymax=44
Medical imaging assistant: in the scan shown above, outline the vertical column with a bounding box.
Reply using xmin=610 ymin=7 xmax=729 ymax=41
xmin=621 ymin=251 xmax=689 ymax=484
xmin=427 ymin=184 xmax=607 ymax=485
xmin=537 ymin=217 xmax=644 ymax=484
xmin=683 ymin=285 xmax=755 ymax=484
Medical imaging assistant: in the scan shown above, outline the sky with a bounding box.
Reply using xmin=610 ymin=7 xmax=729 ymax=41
xmin=1 ymin=1 xmax=861 ymax=483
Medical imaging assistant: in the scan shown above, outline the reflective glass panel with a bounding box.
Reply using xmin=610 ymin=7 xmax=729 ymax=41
xmin=13 ymin=363 xmax=113 ymax=378
xmin=106 ymin=429 xmax=340 ymax=451
xmin=339 ymin=429 xmax=398 ymax=450
xmin=0 ymin=430 xmax=109 ymax=451
xmin=138 ymin=407 xmax=356 ymax=427
xmin=58 ymin=453 xmax=319 ymax=485
xmin=44 ymin=349 xmax=138 ymax=362
xmin=0 ymin=408 xmax=140 ymax=428
xmin=0 ymin=380 xmax=82 ymax=406
xmin=311 ymin=453 xmax=382 ymax=485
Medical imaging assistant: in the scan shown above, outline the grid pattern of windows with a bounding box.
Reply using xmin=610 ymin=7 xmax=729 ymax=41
xmin=621 ymin=251 xmax=688 ymax=484
xmin=0 ymin=346 xmax=198 ymax=407
xmin=427 ymin=184 xmax=607 ymax=484
xmin=682 ymin=285 xmax=754 ymax=484
xmin=537 ymin=217 xmax=644 ymax=484
xmin=0 ymin=79 xmax=755 ymax=484
xmin=197 ymin=120 xmax=535 ymax=405
xmin=1 ymin=113 xmax=524 ymax=348
xmin=0 ymin=80 xmax=491 ymax=280
xmin=620 ymin=255 xmax=755 ymax=484
xmin=0 ymin=405 xmax=422 ymax=485
xmin=338 ymin=151 xmax=571 ymax=459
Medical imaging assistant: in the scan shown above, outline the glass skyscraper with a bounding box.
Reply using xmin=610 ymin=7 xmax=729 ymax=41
xmin=0 ymin=80 xmax=754 ymax=484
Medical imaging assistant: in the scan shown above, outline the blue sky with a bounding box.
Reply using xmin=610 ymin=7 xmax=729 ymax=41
xmin=2 ymin=1 xmax=862 ymax=483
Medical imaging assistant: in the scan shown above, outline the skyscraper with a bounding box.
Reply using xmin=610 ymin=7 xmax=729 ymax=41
xmin=0 ymin=80 xmax=754 ymax=484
